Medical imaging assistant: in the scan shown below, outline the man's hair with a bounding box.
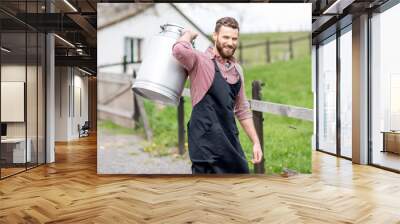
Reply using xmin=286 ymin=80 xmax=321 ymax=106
xmin=215 ymin=17 xmax=239 ymax=33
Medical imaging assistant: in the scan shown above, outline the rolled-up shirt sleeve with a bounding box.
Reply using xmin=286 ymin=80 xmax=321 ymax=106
xmin=172 ymin=40 xmax=199 ymax=72
xmin=234 ymin=71 xmax=253 ymax=121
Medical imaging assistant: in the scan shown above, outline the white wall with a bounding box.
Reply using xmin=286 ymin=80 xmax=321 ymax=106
xmin=1 ymin=66 xmax=26 ymax=129
xmin=72 ymin=73 xmax=89 ymax=138
xmin=55 ymin=67 xmax=89 ymax=141
xmin=55 ymin=67 xmax=68 ymax=141
xmin=1 ymin=82 xmax=25 ymax=122
xmin=1 ymin=65 xmax=34 ymax=138
xmin=98 ymin=3 xmax=212 ymax=74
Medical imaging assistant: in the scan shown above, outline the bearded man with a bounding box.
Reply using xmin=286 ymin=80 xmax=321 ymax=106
xmin=172 ymin=17 xmax=262 ymax=174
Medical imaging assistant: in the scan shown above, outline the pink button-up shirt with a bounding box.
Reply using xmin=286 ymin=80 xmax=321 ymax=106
xmin=172 ymin=40 xmax=252 ymax=121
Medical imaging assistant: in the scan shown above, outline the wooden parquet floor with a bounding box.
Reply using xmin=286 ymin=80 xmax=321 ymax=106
xmin=0 ymin=134 xmax=400 ymax=223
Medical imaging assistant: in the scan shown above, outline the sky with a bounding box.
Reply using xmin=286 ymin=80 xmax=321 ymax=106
xmin=175 ymin=3 xmax=312 ymax=34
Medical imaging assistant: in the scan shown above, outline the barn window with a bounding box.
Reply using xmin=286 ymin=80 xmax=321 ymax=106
xmin=124 ymin=37 xmax=142 ymax=63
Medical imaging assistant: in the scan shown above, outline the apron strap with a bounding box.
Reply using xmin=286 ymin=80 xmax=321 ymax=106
xmin=211 ymin=58 xmax=220 ymax=73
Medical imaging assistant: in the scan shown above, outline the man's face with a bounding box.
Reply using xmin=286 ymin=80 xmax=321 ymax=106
xmin=213 ymin=25 xmax=239 ymax=59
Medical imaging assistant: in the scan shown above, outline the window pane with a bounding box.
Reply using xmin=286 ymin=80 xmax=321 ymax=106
xmin=27 ymin=31 xmax=38 ymax=169
xmin=38 ymin=32 xmax=45 ymax=165
xmin=340 ymin=28 xmax=352 ymax=158
xmin=371 ymin=4 xmax=400 ymax=171
xmin=317 ymin=36 xmax=337 ymax=154
xmin=1 ymin=30 xmax=28 ymax=177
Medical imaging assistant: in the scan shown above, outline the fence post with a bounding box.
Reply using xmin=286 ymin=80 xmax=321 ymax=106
xmin=308 ymin=33 xmax=312 ymax=55
xmin=252 ymin=80 xmax=265 ymax=174
xmin=123 ymin=55 xmax=127 ymax=73
xmin=289 ymin=37 xmax=293 ymax=60
xmin=265 ymin=39 xmax=271 ymax=64
xmin=132 ymin=70 xmax=140 ymax=124
xmin=239 ymin=41 xmax=243 ymax=64
xmin=177 ymin=96 xmax=185 ymax=155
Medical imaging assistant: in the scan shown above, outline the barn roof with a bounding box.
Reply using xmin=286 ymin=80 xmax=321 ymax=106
xmin=98 ymin=3 xmax=211 ymax=42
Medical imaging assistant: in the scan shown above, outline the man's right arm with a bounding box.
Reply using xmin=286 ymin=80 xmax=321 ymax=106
xmin=172 ymin=30 xmax=199 ymax=72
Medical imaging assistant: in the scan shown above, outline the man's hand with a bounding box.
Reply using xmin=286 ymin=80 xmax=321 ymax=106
xmin=251 ymin=143 xmax=263 ymax=164
xmin=179 ymin=29 xmax=198 ymax=42
xmin=238 ymin=118 xmax=263 ymax=164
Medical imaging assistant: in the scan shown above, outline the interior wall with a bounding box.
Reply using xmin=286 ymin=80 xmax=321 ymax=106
xmin=72 ymin=71 xmax=89 ymax=138
xmin=55 ymin=67 xmax=89 ymax=141
xmin=55 ymin=66 xmax=69 ymax=141
xmin=88 ymin=76 xmax=97 ymax=132
xmin=1 ymin=65 xmax=38 ymax=138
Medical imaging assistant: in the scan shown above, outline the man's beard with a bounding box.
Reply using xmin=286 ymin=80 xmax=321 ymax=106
xmin=215 ymin=39 xmax=236 ymax=59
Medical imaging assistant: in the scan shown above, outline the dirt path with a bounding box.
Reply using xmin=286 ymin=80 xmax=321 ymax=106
xmin=97 ymin=132 xmax=192 ymax=174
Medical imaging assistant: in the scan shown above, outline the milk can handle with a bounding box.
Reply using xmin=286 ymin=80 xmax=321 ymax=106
xmin=160 ymin=24 xmax=195 ymax=48
xmin=160 ymin=24 xmax=166 ymax=32
xmin=160 ymin=24 xmax=184 ymax=34
xmin=177 ymin=29 xmax=196 ymax=49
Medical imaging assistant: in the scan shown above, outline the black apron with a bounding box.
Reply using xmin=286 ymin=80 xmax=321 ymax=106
xmin=187 ymin=59 xmax=250 ymax=174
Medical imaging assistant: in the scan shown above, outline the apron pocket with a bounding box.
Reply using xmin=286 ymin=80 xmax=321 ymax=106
xmin=200 ymin=123 xmax=228 ymax=156
xmin=203 ymin=121 xmax=222 ymax=135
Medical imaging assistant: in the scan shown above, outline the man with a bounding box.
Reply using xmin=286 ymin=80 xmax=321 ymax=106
xmin=172 ymin=17 xmax=262 ymax=174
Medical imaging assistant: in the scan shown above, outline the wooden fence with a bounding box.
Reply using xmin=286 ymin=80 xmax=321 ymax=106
xmin=99 ymin=34 xmax=311 ymax=69
xmin=237 ymin=35 xmax=311 ymax=64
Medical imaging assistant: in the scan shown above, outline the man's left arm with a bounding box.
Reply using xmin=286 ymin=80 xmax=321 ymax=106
xmin=234 ymin=67 xmax=263 ymax=164
xmin=239 ymin=118 xmax=263 ymax=164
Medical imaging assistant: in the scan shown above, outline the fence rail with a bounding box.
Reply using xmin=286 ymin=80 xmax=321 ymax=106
xmin=241 ymin=35 xmax=310 ymax=48
xmin=249 ymin=100 xmax=313 ymax=121
xmin=238 ymin=34 xmax=311 ymax=64
xmin=181 ymin=86 xmax=313 ymax=121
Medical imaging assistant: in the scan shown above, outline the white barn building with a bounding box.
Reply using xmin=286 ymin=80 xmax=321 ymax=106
xmin=97 ymin=3 xmax=213 ymax=75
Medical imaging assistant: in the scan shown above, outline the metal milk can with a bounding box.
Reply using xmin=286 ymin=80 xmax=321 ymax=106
xmin=132 ymin=23 xmax=188 ymax=106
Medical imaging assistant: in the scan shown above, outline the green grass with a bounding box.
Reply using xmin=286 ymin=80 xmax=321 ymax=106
xmin=243 ymin=56 xmax=313 ymax=109
xmin=238 ymin=55 xmax=313 ymax=173
xmin=140 ymin=97 xmax=193 ymax=154
xmin=98 ymin=120 xmax=138 ymax=135
xmin=239 ymin=113 xmax=313 ymax=174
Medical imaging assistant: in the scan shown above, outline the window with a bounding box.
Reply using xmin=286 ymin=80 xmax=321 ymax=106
xmin=124 ymin=37 xmax=142 ymax=63
xmin=0 ymin=1 xmax=46 ymax=179
xmin=370 ymin=3 xmax=400 ymax=171
xmin=317 ymin=35 xmax=337 ymax=154
xmin=339 ymin=26 xmax=352 ymax=158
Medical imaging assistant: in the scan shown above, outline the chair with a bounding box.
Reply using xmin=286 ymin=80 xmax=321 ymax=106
xmin=79 ymin=121 xmax=90 ymax=138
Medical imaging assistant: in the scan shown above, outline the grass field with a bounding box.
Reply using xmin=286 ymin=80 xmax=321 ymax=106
xmin=239 ymin=55 xmax=313 ymax=173
xmin=236 ymin=31 xmax=310 ymax=66
xmin=100 ymin=31 xmax=313 ymax=174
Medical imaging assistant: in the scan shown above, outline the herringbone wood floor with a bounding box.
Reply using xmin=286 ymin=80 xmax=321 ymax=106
xmin=1 ymin=134 xmax=400 ymax=223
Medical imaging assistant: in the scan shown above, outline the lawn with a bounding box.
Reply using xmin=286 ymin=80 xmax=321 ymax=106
xmin=236 ymin=31 xmax=310 ymax=66
xmin=239 ymin=55 xmax=313 ymax=173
